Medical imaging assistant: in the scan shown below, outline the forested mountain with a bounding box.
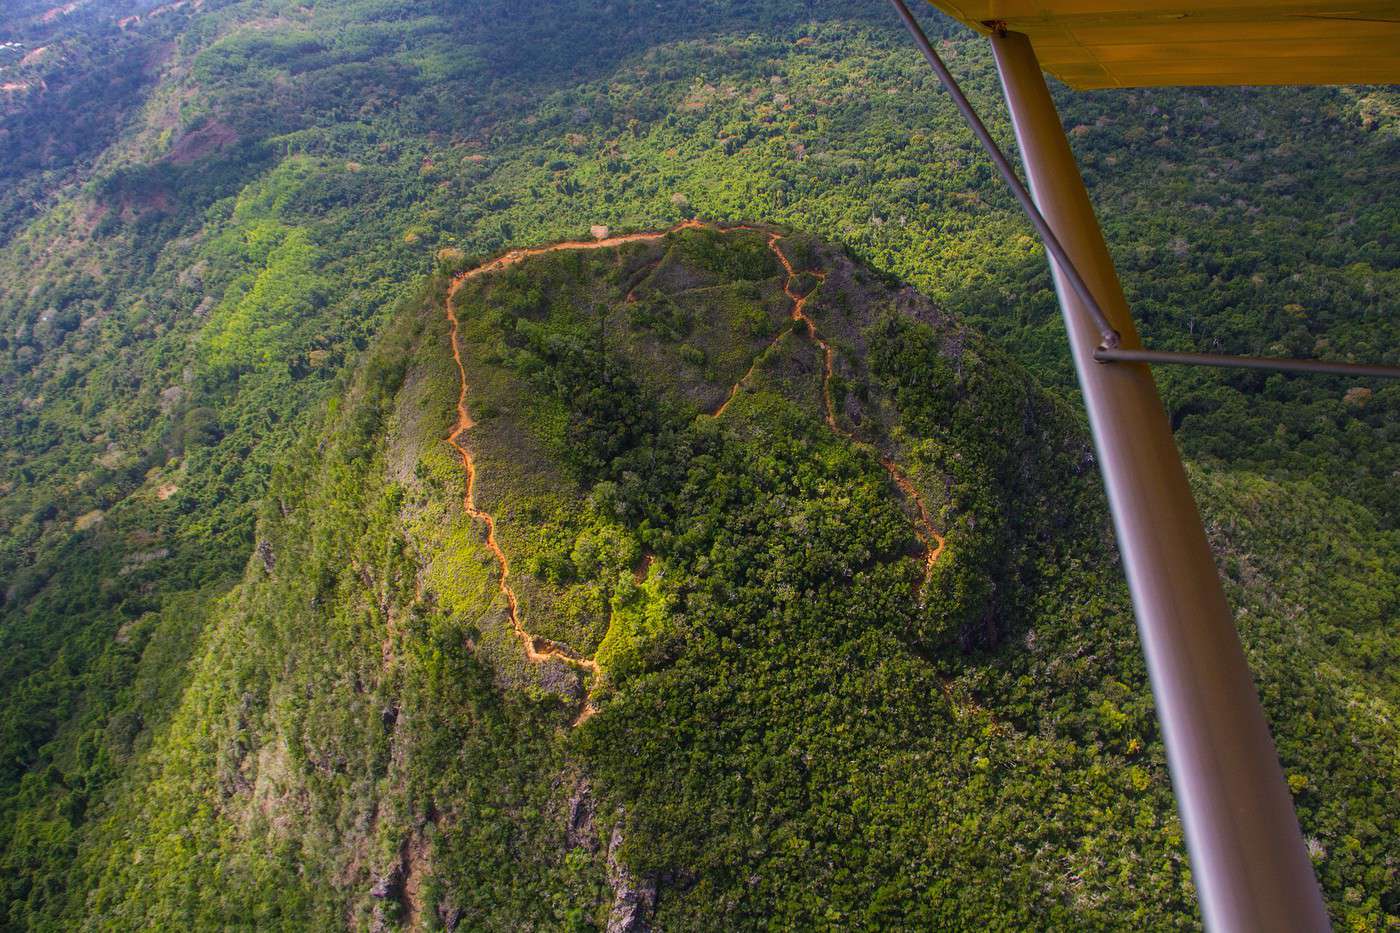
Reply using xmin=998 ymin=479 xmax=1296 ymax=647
xmin=0 ymin=0 xmax=1395 ymax=929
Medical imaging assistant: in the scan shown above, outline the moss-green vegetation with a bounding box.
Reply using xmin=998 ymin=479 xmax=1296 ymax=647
xmin=0 ymin=0 xmax=1396 ymax=927
xmin=15 ymin=229 xmax=1384 ymax=928
xmin=56 ymin=287 xmax=612 ymax=930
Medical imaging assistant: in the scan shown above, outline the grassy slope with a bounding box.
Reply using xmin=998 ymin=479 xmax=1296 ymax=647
xmin=68 ymin=281 xmax=605 ymax=930
xmin=40 ymin=227 xmax=1394 ymax=930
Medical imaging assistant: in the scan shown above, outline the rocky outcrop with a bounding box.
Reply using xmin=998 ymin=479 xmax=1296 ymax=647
xmin=436 ymin=900 xmax=463 ymax=931
xmin=369 ymin=863 xmax=402 ymax=899
xmin=566 ymin=777 xmax=599 ymax=853
xmin=606 ymin=822 xmax=656 ymax=933
xmin=256 ymin=539 xmax=275 ymax=573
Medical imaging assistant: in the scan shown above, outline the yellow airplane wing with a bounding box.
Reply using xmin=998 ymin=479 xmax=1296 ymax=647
xmin=922 ymin=0 xmax=1400 ymax=88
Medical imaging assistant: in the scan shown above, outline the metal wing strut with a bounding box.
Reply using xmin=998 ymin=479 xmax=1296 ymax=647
xmin=887 ymin=2 xmax=1343 ymax=928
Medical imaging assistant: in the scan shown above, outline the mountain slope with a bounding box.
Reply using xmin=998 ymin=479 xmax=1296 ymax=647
xmin=1 ymin=0 xmax=1396 ymax=927
xmin=21 ymin=225 xmax=1388 ymax=930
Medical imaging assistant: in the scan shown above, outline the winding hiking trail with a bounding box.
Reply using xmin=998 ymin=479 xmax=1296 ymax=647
xmin=762 ymin=233 xmax=946 ymax=593
xmin=445 ymin=309 xmax=600 ymax=671
xmin=444 ymin=221 xmax=946 ymax=723
xmin=445 ymin=223 xmax=711 ymax=723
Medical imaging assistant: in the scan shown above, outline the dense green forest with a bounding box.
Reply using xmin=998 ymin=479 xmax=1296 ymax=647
xmin=0 ymin=0 xmax=1395 ymax=928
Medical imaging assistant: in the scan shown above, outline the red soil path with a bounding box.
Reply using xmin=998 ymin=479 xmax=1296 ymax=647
xmin=762 ymin=232 xmax=945 ymax=592
xmin=443 ymin=222 xmax=945 ymax=722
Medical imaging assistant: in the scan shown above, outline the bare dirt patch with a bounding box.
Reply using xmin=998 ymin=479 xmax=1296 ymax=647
xmin=40 ymin=2 xmax=81 ymax=24
xmin=167 ymin=120 xmax=238 ymax=165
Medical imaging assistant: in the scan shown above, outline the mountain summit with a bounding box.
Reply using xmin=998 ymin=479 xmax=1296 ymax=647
xmin=63 ymin=223 xmax=1207 ymax=928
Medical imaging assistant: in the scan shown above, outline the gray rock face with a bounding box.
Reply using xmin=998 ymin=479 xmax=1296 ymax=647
xmin=606 ymin=823 xmax=656 ymax=933
xmin=566 ymin=778 xmax=599 ymax=853
xmin=369 ymin=863 xmax=402 ymax=899
xmin=256 ymin=539 xmax=275 ymax=573
xmin=436 ymin=901 xmax=463 ymax=931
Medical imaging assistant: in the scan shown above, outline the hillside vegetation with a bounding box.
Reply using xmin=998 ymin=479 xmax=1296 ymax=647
xmin=5 ymin=224 xmax=1391 ymax=929
xmin=0 ymin=0 xmax=1396 ymax=928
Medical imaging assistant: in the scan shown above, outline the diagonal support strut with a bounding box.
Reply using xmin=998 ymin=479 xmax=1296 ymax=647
xmin=991 ymin=28 xmax=1329 ymax=933
xmin=887 ymin=2 xmax=1333 ymax=928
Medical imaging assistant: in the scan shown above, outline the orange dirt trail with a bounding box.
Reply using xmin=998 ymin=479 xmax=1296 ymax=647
xmin=443 ymin=222 xmax=946 ymax=723
xmin=445 ymin=309 xmax=600 ymax=674
xmin=761 ymin=233 xmax=945 ymax=592
xmin=445 ymin=223 xmax=714 ymax=721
